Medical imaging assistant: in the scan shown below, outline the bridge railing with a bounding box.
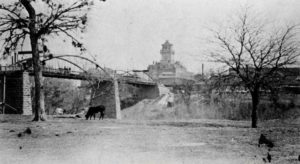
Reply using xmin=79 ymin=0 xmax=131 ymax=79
xmin=0 ymin=65 xmax=84 ymax=76
xmin=120 ymin=75 xmax=155 ymax=84
xmin=0 ymin=65 xmax=155 ymax=84
xmin=42 ymin=67 xmax=83 ymax=75
xmin=0 ymin=66 xmax=23 ymax=72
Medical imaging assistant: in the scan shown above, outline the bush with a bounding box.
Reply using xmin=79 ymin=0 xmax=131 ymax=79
xmin=182 ymin=92 xmax=300 ymax=121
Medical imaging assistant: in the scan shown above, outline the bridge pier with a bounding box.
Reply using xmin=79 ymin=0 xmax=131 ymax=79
xmin=0 ymin=71 xmax=32 ymax=115
xmin=90 ymin=80 xmax=121 ymax=118
xmin=0 ymin=66 xmax=158 ymax=117
xmin=91 ymin=79 xmax=159 ymax=119
xmin=113 ymin=78 xmax=122 ymax=119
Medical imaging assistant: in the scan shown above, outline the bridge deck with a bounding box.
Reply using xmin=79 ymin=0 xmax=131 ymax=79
xmin=0 ymin=66 xmax=156 ymax=86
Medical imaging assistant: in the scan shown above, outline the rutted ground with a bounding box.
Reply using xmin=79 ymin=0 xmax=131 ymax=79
xmin=0 ymin=115 xmax=299 ymax=164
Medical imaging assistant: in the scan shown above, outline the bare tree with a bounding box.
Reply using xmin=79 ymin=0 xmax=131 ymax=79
xmin=210 ymin=10 xmax=300 ymax=128
xmin=0 ymin=0 xmax=105 ymax=121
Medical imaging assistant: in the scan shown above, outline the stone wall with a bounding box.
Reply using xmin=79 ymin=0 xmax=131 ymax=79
xmin=136 ymin=85 xmax=159 ymax=100
xmin=3 ymin=71 xmax=32 ymax=115
xmin=90 ymin=80 xmax=159 ymax=119
xmin=118 ymin=83 xmax=159 ymax=109
xmin=22 ymin=72 xmax=32 ymax=115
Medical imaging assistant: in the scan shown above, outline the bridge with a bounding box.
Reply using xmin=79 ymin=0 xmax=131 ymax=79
xmin=0 ymin=65 xmax=156 ymax=85
xmin=0 ymin=64 xmax=159 ymax=118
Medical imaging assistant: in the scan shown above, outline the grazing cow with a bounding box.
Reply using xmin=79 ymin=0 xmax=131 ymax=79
xmin=85 ymin=105 xmax=105 ymax=120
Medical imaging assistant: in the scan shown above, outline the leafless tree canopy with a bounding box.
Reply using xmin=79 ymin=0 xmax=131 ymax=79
xmin=0 ymin=0 xmax=105 ymax=121
xmin=211 ymin=12 xmax=299 ymax=91
xmin=0 ymin=0 xmax=97 ymax=56
xmin=210 ymin=9 xmax=300 ymax=127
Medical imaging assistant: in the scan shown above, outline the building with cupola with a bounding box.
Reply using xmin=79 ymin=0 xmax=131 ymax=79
xmin=147 ymin=40 xmax=194 ymax=86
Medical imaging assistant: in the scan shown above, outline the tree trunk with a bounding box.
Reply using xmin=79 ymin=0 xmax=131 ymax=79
xmin=31 ymin=36 xmax=46 ymax=121
xmin=250 ymin=88 xmax=259 ymax=128
xmin=21 ymin=0 xmax=46 ymax=121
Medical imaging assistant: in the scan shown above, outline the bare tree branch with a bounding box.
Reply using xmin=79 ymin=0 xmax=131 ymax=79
xmin=0 ymin=0 xmax=105 ymax=121
xmin=209 ymin=9 xmax=300 ymax=128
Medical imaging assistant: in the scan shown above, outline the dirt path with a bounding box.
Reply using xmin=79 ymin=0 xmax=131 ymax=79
xmin=0 ymin=115 xmax=299 ymax=164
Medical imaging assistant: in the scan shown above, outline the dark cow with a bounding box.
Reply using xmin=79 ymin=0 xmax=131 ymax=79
xmin=85 ymin=105 xmax=105 ymax=120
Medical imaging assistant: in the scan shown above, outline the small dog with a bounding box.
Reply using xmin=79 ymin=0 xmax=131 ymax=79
xmin=85 ymin=105 xmax=105 ymax=120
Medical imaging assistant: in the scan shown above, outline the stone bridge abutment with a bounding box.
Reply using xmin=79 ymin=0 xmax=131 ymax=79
xmin=0 ymin=71 xmax=159 ymax=118
xmin=90 ymin=80 xmax=159 ymax=119
xmin=0 ymin=71 xmax=32 ymax=115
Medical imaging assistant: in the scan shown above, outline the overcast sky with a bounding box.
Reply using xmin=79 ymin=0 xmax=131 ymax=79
xmin=3 ymin=0 xmax=300 ymax=73
xmin=81 ymin=0 xmax=300 ymax=73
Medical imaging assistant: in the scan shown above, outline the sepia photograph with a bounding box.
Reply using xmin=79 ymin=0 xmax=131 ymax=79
xmin=0 ymin=0 xmax=299 ymax=163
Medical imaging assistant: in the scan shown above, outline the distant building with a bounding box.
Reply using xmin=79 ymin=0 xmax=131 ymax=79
xmin=147 ymin=40 xmax=194 ymax=86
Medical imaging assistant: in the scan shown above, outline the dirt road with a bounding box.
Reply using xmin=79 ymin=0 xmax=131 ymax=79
xmin=0 ymin=115 xmax=299 ymax=164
